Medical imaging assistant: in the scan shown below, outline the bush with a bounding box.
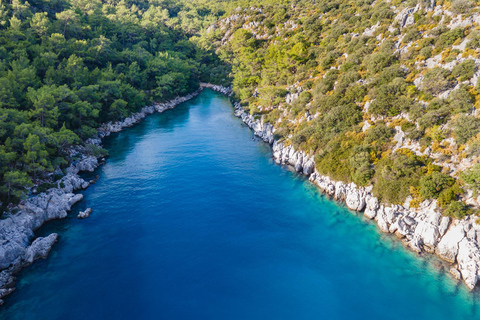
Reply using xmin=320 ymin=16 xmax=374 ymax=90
xmin=365 ymin=122 xmax=394 ymax=144
xmin=451 ymin=0 xmax=474 ymax=14
xmin=452 ymin=115 xmax=480 ymax=144
xmin=372 ymin=151 xmax=425 ymax=204
xmin=313 ymin=70 xmax=338 ymax=95
xmin=448 ymin=85 xmax=473 ymax=114
xmin=452 ymin=60 xmax=476 ymax=82
xmin=369 ymin=78 xmax=411 ymax=116
xmin=436 ymin=28 xmax=464 ymax=48
xmin=419 ymin=171 xmax=455 ymax=200
xmin=365 ymin=52 xmax=395 ymax=73
xmin=444 ymin=201 xmax=472 ymax=219
xmin=460 ymin=164 xmax=480 ymax=195
xmin=349 ymin=145 xmax=374 ymax=186
xmin=421 ymin=67 xmax=452 ymax=95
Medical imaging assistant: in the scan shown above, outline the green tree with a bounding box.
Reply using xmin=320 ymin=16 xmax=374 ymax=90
xmin=30 ymin=12 xmax=50 ymax=38
xmin=420 ymin=171 xmax=455 ymax=199
xmin=23 ymin=134 xmax=49 ymax=178
xmin=27 ymin=86 xmax=59 ymax=128
xmin=1 ymin=170 xmax=32 ymax=202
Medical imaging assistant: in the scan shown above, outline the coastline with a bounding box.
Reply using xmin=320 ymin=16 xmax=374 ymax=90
xmin=200 ymin=85 xmax=480 ymax=291
xmin=2 ymin=83 xmax=480 ymax=307
xmin=0 ymin=88 xmax=205 ymax=305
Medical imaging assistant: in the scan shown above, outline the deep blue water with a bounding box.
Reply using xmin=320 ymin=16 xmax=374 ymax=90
xmin=2 ymin=90 xmax=480 ymax=319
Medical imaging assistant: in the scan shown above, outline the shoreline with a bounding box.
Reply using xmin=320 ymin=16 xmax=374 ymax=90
xmin=0 ymin=88 xmax=205 ymax=305
xmin=199 ymin=85 xmax=480 ymax=291
xmin=2 ymin=83 xmax=479 ymax=306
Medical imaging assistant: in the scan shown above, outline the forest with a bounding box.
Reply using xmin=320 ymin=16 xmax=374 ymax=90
xmin=0 ymin=0 xmax=230 ymax=206
xmin=3 ymin=0 xmax=480 ymax=220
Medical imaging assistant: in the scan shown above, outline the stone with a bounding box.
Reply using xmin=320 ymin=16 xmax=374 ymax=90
xmin=77 ymin=208 xmax=93 ymax=219
xmin=436 ymin=223 xmax=465 ymax=263
xmin=450 ymin=267 xmax=461 ymax=280
xmin=23 ymin=234 xmax=58 ymax=265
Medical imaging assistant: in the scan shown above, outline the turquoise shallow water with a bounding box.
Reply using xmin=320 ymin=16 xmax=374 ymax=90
xmin=2 ymin=90 xmax=480 ymax=319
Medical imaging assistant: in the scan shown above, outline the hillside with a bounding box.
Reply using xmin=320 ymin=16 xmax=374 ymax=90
xmin=0 ymin=0 xmax=227 ymax=206
xmin=4 ymin=0 xmax=480 ymax=291
xmin=199 ymin=0 xmax=480 ymax=219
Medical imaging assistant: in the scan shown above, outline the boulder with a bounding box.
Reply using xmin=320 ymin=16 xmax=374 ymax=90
xmin=436 ymin=223 xmax=465 ymax=263
xmin=77 ymin=208 xmax=93 ymax=219
xmin=23 ymin=234 xmax=58 ymax=265
xmin=345 ymin=187 xmax=366 ymax=211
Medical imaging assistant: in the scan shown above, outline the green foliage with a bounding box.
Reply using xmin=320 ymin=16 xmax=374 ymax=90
xmin=452 ymin=59 xmax=476 ymax=82
xmin=0 ymin=0 xmax=226 ymax=204
xmin=365 ymin=122 xmax=394 ymax=145
xmin=419 ymin=171 xmax=455 ymax=200
xmin=461 ymin=164 xmax=480 ymax=195
xmin=373 ymin=150 xmax=426 ymax=205
xmin=421 ymin=67 xmax=452 ymax=95
xmin=444 ymin=201 xmax=472 ymax=219
xmin=451 ymin=0 xmax=474 ymax=14
xmin=452 ymin=115 xmax=480 ymax=145
xmin=0 ymin=170 xmax=32 ymax=202
xmin=369 ymin=78 xmax=412 ymax=116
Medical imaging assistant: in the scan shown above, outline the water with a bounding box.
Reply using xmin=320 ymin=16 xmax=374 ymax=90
xmin=2 ymin=90 xmax=480 ymax=319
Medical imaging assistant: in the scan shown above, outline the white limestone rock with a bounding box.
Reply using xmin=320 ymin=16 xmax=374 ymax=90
xmin=345 ymin=187 xmax=366 ymax=211
xmin=364 ymin=195 xmax=379 ymax=219
xmin=457 ymin=237 xmax=480 ymax=290
xmin=436 ymin=223 xmax=466 ymax=263
xmin=23 ymin=234 xmax=58 ymax=264
xmin=77 ymin=208 xmax=93 ymax=219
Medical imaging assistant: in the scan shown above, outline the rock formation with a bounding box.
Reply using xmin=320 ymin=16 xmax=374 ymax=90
xmin=0 ymin=90 xmax=204 ymax=304
xmin=234 ymin=98 xmax=480 ymax=290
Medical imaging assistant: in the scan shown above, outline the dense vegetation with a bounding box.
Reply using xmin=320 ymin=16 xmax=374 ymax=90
xmin=0 ymin=0 xmax=229 ymax=205
xmin=3 ymin=0 xmax=480 ymax=220
xmin=196 ymin=0 xmax=480 ymax=217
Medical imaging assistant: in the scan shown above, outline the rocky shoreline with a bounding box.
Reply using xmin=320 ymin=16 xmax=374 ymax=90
xmin=203 ymin=87 xmax=480 ymax=291
xmin=0 ymin=88 xmax=204 ymax=305
xmin=3 ymin=83 xmax=479 ymax=306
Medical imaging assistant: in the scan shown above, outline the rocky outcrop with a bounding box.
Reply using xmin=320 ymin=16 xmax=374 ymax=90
xmin=0 ymin=90 xmax=204 ymax=305
xmin=77 ymin=208 xmax=92 ymax=219
xmin=234 ymin=102 xmax=275 ymax=144
xmin=234 ymin=101 xmax=480 ymax=290
xmin=98 ymin=89 xmax=203 ymax=138
xmin=272 ymin=141 xmax=315 ymax=175
xmin=23 ymin=234 xmax=58 ymax=264
xmin=200 ymin=83 xmax=233 ymax=96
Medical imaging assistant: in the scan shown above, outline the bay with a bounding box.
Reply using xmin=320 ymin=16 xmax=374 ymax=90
xmin=2 ymin=90 xmax=480 ymax=319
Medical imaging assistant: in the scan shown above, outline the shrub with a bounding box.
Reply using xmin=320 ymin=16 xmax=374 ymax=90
xmin=365 ymin=52 xmax=395 ymax=73
xmin=452 ymin=60 xmax=476 ymax=82
xmin=436 ymin=28 xmax=464 ymax=48
xmin=460 ymin=164 xmax=480 ymax=195
xmin=349 ymin=145 xmax=374 ymax=186
xmin=421 ymin=67 xmax=452 ymax=95
xmin=452 ymin=115 xmax=480 ymax=144
xmin=448 ymin=85 xmax=474 ymax=114
xmin=313 ymin=70 xmax=338 ymax=95
xmin=365 ymin=122 xmax=394 ymax=144
xmin=444 ymin=201 xmax=472 ymax=219
xmin=372 ymin=151 xmax=425 ymax=204
xmin=369 ymin=78 xmax=411 ymax=116
xmin=419 ymin=171 xmax=455 ymax=200
xmin=451 ymin=0 xmax=474 ymax=14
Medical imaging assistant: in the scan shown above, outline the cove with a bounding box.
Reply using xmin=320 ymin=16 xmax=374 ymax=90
xmin=2 ymin=90 xmax=480 ymax=319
